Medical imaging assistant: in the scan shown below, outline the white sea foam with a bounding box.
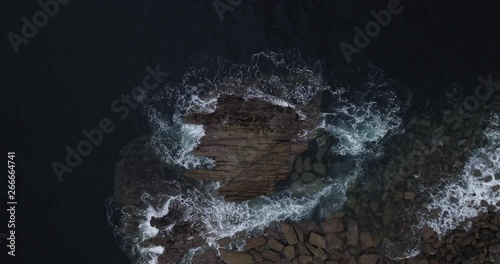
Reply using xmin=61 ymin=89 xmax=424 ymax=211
xmin=136 ymin=179 xmax=350 ymax=250
xmin=320 ymin=86 xmax=402 ymax=156
xmin=119 ymin=53 xmax=405 ymax=264
xmin=148 ymin=111 xmax=214 ymax=170
xmin=144 ymin=51 xmax=331 ymax=169
xmin=419 ymin=113 xmax=500 ymax=236
xmin=138 ymin=246 xmax=164 ymax=264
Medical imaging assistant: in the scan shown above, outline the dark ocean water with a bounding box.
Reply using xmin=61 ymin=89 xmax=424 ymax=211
xmin=2 ymin=1 xmax=500 ymax=263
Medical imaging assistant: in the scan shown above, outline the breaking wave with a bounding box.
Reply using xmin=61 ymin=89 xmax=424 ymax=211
xmin=420 ymin=113 xmax=500 ymax=236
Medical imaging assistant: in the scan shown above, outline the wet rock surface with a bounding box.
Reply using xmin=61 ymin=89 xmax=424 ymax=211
xmin=111 ymin=91 xmax=500 ymax=264
xmin=203 ymin=92 xmax=500 ymax=263
xmin=183 ymin=95 xmax=321 ymax=201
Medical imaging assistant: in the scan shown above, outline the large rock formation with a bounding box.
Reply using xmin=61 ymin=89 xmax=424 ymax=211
xmin=184 ymin=95 xmax=320 ymax=201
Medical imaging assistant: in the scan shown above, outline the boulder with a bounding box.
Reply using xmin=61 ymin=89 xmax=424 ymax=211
xmin=268 ymin=236 xmax=284 ymax=252
xmin=298 ymin=254 xmax=313 ymax=264
xmin=297 ymin=222 xmax=321 ymax=234
xmin=295 ymin=156 xmax=304 ymax=173
xmin=283 ymin=245 xmax=296 ymax=261
xmin=218 ymin=237 xmax=232 ymax=247
xmin=322 ymin=218 xmax=344 ymax=233
xmin=192 ymin=248 xmax=217 ymax=264
xmin=346 ymin=219 xmax=359 ymax=246
xmin=281 ymin=223 xmax=299 ymax=245
xmin=305 ymin=242 xmax=327 ymax=261
xmin=326 ymin=233 xmax=343 ymax=250
xmin=293 ymin=224 xmax=304 ymax=243
xmin=359 ymin=232 xmax=374 ymax=249
xmin=489 ymin=243 xmax=500 ymax=253
xmin=303 ymin=157 xmax=312 ymax=171
xmin=248 ymin=249 xmax=263 ymax=262
xmin=261 ymin=249 xmax=281 ymax=262
xmin=308 ymin=232 xmax=326 ymax=249
xmin=420 ymin=226 xmax=435 ymax=239
xmin=297 ymin=242 xmax=311 ymax=255
xmin=266 ymin=227 xmax=285 ymax=241
xmin=404 ymin=192 xmax=416 ymax=200
xmin=313 ymin=163 xmax=326 ymax=175
xmin=302 ymin=172 xmax=316 ymax=183
xmin=358 ymin=254 xmax=378 ymax=264
xmin=219 ymin=249 xmax=253 ymax=264
xmin=244 ymin=236 xmax=266 ymax=250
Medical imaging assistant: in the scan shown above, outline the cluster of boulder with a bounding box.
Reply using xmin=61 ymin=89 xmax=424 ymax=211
xmin=411 ymin=212 xmax=500 ymax=263
xmin=217 ymin=216 xmax=378 ymax=264
xmin=290 ymin=132 xmax=331 ymax=197
xmin=111 ymin=90 xmax=500 ymax=263
xmin=212 ymin=211 xmax=500 ymax=264
xmin=202 ymin=92 xmax=500 ymax=263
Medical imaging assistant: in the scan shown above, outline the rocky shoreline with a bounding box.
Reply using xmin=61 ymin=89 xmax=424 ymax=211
xmin=183 ymin=92 xmax=500 ymax=263
xmin=109 ymin=89 xmax=499 ymax=263
xmin=210 ymin=210 xmax=500 ymax=264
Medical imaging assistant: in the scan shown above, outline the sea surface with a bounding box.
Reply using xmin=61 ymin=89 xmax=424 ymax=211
xmin=6 ymin=1 xmax=500 ymax=264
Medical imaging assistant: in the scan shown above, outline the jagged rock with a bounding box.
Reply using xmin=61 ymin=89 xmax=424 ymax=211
xmin=309 ymin=232 xmax=326 ymax=249
xmin=322 ymin=218 xmax=344 ymax=233
xmin=283 ymin=245 xmax=296 ymax=261
xmin=219 ymin=249 xmax=253 ymax=264
xmin=305 ymin=242 xmax=328 ymax=261
xmin=244 ymin=236 xmax=266 ymax=250
xmin=358 ymin=254 xmax=378 ymax=264
xmin=281 ymin=223 xmax=299 ymax=245
xmin=262 ymin=249 xmax=281 ymax=262
xmin=268 ymin=237 xmax=284 ymax=252
xmin=313 ymin=163 xmax=326 ymax=175
xmin=184 ymin=96 xmax=320 ymax=201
